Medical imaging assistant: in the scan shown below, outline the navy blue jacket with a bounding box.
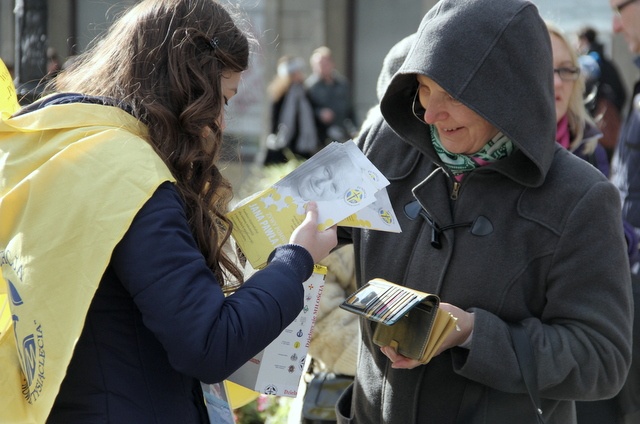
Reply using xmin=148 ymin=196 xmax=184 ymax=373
xmin=46 ymin=182 xmax=314 ymax=423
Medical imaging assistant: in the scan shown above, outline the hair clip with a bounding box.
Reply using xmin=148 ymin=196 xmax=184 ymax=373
xmin=209 ymin=37 xmax=220 ymax=50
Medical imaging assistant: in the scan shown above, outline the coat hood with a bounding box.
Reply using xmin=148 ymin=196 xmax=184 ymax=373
xmin=380 ymin=0 xmax=556 ymax=186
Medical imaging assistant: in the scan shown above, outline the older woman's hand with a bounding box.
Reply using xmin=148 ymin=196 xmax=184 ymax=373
xmin=380 ymin=303 xmax=475 ymax=369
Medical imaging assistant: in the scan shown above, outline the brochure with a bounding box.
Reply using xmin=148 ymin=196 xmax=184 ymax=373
xmin=228 ymin=141 xmax=400 ymax=269
xmin=227 ymin=266 xmax=327 ymax=397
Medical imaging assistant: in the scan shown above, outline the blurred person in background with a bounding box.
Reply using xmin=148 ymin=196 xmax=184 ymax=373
xmin=262 ymin=55 xmax=320 ymax=165
xmin=607 ymin=0 xmax=640 ymax=421
xmin=610 ymin=0 xmax=640 ymax=270
xmin=306 ymin=47 xmax=358 ymax=144
xmin=577 ymin=25 xmax=627 ymax=160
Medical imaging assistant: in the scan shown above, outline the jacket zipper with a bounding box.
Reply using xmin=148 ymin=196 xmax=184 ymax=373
xmin=437 ymin=166 xmax=461 ymax=200
xmin=450 ymin=180 xmax=461 ymax=200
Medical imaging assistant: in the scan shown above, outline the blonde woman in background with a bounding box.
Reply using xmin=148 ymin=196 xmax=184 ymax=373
xmin=263 ymin=55 xmax=320 ymax=165
xmin=547 ymin=22 xmax=610 ymax=175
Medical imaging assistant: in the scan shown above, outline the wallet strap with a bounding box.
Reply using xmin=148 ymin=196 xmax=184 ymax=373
xmin=508 ymin=322 xmax=546 ymax=424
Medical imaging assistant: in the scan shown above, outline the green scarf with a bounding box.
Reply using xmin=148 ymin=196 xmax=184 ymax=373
xmin=430 ymin=125 xmax=514 ymax=176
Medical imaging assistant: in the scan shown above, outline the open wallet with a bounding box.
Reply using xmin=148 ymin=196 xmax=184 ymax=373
xmin=340 ymin=278 xmax=458 ymax=364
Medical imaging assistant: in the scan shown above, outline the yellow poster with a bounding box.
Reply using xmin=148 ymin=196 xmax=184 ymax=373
xmin=0 ymin=58 xmax=19 ymax=118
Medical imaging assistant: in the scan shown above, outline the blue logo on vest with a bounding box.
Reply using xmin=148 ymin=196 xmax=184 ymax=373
xmin=8 ymin=279 xmax=45 ymax=403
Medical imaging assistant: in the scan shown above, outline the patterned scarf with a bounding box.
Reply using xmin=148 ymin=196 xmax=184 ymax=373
xmin=430 ymin=125 xmax=514 ymax=178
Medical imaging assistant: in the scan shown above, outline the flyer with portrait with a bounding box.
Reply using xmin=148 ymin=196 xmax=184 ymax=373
xmin=228 ymin=141 xmax=401 ymax=269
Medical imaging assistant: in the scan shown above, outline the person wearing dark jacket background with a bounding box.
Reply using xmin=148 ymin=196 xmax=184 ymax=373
xmin=0 ymin=1 xmax=337 ymax=423
xmin=607 ymin=0 xmax=640 ymax=421
xmin=610 ymin=0 xmax=640 ymax=272
xmin=577 ymin=25 xmax=627 ymax=160
xmin=263 ymin=55 xmax=320 ymax=165
xmin=306 ymin=47 xmax=358 ymax=144
xmin=577 ymin=26 xmax=627 ymax=113
xmin=336 ymin=0 xmax=633 ymax=423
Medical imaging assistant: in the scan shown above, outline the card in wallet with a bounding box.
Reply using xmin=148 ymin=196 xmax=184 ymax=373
xmin=339 ymin=278 xmax=458 ymax=364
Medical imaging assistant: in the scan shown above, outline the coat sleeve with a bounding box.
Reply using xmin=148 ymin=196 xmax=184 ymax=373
xmin=451 ymin=180 xmax=633 ymax=401
xmin=110 ymin=182 xmax=314 ymax=383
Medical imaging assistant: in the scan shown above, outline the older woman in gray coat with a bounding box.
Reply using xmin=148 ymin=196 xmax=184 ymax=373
xmin=337 ymin=0 xmax=633 ymax=423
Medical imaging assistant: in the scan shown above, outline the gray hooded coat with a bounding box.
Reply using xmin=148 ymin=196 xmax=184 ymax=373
xmin=337 ymin=0 xmax=633 ymax=423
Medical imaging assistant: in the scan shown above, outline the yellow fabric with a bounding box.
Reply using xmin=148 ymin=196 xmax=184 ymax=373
xmin=0 ymin=98 xmax=175 ymax=423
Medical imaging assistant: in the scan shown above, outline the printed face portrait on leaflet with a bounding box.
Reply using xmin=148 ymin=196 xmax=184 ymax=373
xmin=294 ymin=154 xmax=361 ymax=202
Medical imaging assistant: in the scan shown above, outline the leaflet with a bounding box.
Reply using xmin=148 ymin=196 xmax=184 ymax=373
xmin=228 ymin=141 xmax=401 ymax=269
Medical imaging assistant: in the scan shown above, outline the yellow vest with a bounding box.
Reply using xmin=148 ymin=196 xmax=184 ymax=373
xmin=0 ymin=70 xmax=175 ymax=422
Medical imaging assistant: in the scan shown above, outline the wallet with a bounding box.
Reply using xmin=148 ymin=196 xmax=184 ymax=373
xmin=340 ymin=278 xmax=458 ymax=364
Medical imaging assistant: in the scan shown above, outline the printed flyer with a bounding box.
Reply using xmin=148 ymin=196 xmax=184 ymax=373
xmin=228 ymin=141 xmax=400 ymax=269
xmin=227 ymin=266 xmax=327 ymax=397
xmin=338 ymin=187 xmax=400 ymax=233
